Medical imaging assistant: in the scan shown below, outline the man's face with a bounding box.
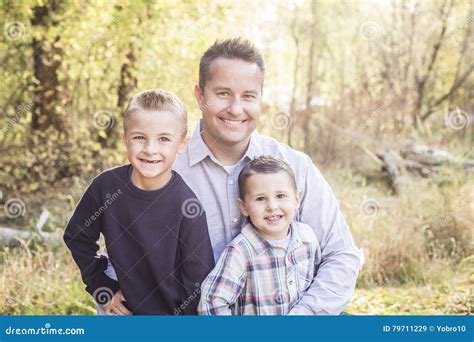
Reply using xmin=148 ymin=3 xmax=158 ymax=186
xmin=195 ymin=58 xmax=263 ymax=149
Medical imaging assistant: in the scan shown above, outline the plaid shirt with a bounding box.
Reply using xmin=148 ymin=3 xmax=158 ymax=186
xmin=198 ymin=221 xmax=321 ymax=315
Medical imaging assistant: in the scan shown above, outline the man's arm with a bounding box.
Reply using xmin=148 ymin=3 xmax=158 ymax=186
xmin=179 ymin=208 xmax=215 ymax=315
xmin=289 ymin=156 xmax=360 ymax=315
xmin=63 ymin=186 xmax=120 ymax=298
xmin=198 ymin=246 xmax=246 ymax=315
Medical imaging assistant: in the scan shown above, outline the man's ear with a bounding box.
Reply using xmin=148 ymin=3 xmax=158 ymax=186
xmin=237 ymin=198 xmax=249 ymax=217
xmin=194 ymin=84 xmax=205 ymax=111
xmin=121 ymin=131 xmax=126 ymax=144
xmin=178 ymin=135 xmax=189 ymax=154
xmin=295 ymin=190 xmax=301 ymax=209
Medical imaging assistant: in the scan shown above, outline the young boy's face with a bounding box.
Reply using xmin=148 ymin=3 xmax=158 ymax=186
xmin=122 ymin=110 xmax=187 ymax=190
xmin=237 ymin=172 xmax=300 ymax=240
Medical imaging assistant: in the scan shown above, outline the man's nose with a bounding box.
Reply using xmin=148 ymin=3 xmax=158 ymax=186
xmin=227 ymin=97 xmax=244 ymax=116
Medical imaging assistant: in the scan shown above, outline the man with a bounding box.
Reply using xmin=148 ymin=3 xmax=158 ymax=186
xmin=103 ymin=38 xmax=360 ymax=315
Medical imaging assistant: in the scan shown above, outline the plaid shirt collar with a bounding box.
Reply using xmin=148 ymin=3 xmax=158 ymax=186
xmin=188 ymin=120 xmax=262 ymax=167
xmin=241 ymin=221 xmax=314 ymax=255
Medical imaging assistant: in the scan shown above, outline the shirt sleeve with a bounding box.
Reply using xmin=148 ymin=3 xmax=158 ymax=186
xmin=63 ymin=183 xmax=120 ymax=298
xmin=178 ymin=206 xmax=215 ymax=315
xmin=289 ymin=156 xmax=360 ymax=315
xmin=198 ymin=245 xmax=246 ymax=315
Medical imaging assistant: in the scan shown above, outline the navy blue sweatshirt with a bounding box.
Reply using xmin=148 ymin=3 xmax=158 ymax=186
xmin=63 ymin=165 xmax=215 ymax=315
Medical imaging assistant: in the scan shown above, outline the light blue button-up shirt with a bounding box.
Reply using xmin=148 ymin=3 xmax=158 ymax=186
xmin=173 ymin=121 xmax=360 ymax=315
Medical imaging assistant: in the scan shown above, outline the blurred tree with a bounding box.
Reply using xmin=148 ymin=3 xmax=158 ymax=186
xmin=30 ymin=0 xmax=68 ymax=134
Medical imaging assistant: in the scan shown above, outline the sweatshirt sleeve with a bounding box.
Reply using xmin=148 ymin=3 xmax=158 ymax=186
xmin=178 ymin=201 xmax=215 ymax=315
xmin=63 ymin=182 xmax=120 ymax=299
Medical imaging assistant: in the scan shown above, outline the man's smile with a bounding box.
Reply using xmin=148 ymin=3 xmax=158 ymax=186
xmin=219 ymin=117 xmax=247 ymax=126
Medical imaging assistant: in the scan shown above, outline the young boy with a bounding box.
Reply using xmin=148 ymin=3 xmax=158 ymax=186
xmin=198 ymin=156 xmax=321 ymax=315
xmin=64 ymin=89 xmax=215 ymax=315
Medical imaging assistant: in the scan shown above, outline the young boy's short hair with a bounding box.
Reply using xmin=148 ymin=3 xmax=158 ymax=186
xmin=123 ymin=89 xmax=187 ymax=136
xmin=199 ymin=38 xmax=265 ymax=90
xmin=238 ymin=155 xmax=297 ymax=199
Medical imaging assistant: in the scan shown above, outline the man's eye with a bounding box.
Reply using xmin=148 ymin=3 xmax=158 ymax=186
xmin=256 ymin=197 xmax=265 ymax=201
xmin=277 ymin=194 xmax=287 ymax=199
xmin=218 ymin=91 xmax=230 ymax=97
xmin=133 ymin=136 xmax=145 ymax=140
xmin=159 ymin=137 xmax=170 ymax=142
xmin=244 ymin=94 xmax=256 ymax=100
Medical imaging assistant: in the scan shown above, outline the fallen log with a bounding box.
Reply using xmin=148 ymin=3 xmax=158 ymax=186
xmin=365 ymin=143 xmax=474 ymax=195
xmin=0 ymin=209 xmax=63 ymax=248
xmin=0 ymin=227 xmax=63 ymax=247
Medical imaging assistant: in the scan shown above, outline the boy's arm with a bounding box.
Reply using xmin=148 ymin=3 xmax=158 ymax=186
xmin=289 ymin=157 xmax=360 ymax=315
xmin=63 ymin=186 xmax=120 ymax=298
xmin=198 ymin=246 xmax=246 ymax=315
xmin=178 ymin=207 xmax=215 ymax=315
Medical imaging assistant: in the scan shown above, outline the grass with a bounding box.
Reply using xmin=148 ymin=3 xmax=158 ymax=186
xmin=347 ymin=257 xmax=473 ymax=315
xmin=2 ymin=244 xmax=472 ymax=315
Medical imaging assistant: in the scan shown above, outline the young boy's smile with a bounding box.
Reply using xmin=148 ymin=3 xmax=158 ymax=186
xmin=238 ymin=172 xmax=300 ymax=240
xmin=122 ymin=110 xmax=187 ymax=190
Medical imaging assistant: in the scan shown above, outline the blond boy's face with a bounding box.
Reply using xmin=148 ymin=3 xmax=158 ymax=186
xmin=237 ymin=172 xmax=300 ymax=240
xmin=122 ymin=110 xmax=187 ymax=190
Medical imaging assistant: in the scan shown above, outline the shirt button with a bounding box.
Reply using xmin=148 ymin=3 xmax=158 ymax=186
xmin=275 ymin=292 xmax=283 ymax=304
xmin=232 ymin=217 xmax=238 ymax=223
xmin=229 ymin=180 xmax=234 ymax=185
xmin=288 ymin=280 xmax=294 ymax=286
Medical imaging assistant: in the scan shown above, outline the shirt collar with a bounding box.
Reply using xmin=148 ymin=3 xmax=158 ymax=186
xmin=241 ymin=222 xmax=271 ymax=255
xmin=187 ymin=120 xmax=263 ymax=167
xmin=188 ymin=121 xmax=211 ymax=167
xmin=242 ymin=221 xmax=311 ymax=255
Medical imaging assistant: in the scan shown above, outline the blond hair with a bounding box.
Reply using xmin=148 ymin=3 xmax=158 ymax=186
xmin=123 ymin=89 xmax=187 ymax=136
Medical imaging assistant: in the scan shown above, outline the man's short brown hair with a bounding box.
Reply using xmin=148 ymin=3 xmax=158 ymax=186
xmin=199 ymin=38 xmax=265 ymax=91
xmin=123 ymin=89 xmax=187 ymax=136
xmin=238 ymin=155 xmax=297 ymax=199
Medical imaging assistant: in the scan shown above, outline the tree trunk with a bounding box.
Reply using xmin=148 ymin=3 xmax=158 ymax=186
xmin=30 ymin=3 xmax=65 ymax=134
